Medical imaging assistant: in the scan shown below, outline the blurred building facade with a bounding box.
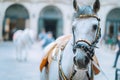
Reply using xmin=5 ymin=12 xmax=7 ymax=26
xmin=0 ymin=0 xmax=120 ymax=45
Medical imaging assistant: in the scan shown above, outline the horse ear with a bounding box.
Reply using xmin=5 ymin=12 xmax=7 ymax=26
xmin=73 ymin=0 xmax=78 ymax=11
xmin=93 ymin=0 xmax=100 ymax=13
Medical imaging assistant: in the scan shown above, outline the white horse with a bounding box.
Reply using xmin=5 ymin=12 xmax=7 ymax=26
xmin=13 ymin=28 xmax=36 ymax=61
xmin=40 ymin=0 xmax=101 ymax=80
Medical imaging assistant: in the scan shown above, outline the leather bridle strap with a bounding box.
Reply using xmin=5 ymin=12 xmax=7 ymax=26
xmin=58 ymin=48 xmax=76 ymax=80
xmin=79 ymin=14 xmax=101 ymax=46
xmin=79 ymin=15 xmax=100 ymax=21
xmin=58 ymin=47 xmax=68 ymax=80
xmin=73 ymin=40 xmax=94 ymax=60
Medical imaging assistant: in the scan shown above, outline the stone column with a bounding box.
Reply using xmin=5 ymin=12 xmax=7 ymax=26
xmin=0 ymin=3 xmax=5 ymax=41
xmin=29 ymin=4 xmax=39 ymax=37
xmin=63 ymin=10 xmax=72 ymax=35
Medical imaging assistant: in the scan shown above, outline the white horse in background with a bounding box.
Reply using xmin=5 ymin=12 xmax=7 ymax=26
xmin=40 ymin=0 xmax=101 ymax=80
xmin=13 ymin=28 xmax=36 ymax=61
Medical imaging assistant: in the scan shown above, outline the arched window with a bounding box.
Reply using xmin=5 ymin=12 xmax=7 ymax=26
xmin=105 ymin=8 xmax=120 ymax=44
xmin=38 ymin=6 xmax=63 ymax=38
xmin=3 ymin=4 xmax=29 ymax=41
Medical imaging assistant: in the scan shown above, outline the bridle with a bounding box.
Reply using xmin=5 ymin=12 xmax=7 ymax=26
xmin=59 ymin=14 xmax=101 ymax=80
xmin=72 ymin=15 xmax=101 ymax=80
xmin=72 ymin=14 xmax=101 ymax=58
xmin=73 ymin=14 xmax=101 ymax=47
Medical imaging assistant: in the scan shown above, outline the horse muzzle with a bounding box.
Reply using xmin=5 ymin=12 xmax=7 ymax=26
xmin=73 ymin=55 xmax=89 ymax=70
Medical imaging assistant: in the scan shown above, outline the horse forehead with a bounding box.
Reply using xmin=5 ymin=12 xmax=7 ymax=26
xmin=73 ymin=18 xmax=98 ymax=27
xmin=80 ymin=18 xmax=98 ymax=25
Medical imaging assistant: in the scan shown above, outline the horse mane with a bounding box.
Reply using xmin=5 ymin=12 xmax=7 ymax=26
xmin=73 ymin=6 xmax=95 ymax=19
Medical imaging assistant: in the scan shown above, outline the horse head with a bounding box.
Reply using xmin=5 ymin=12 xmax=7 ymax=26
xmin=72 ymin=0 xmax=101 ymax=70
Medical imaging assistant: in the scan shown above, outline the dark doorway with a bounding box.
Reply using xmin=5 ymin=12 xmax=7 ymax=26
xmin=38 ymin=6 xmax=63 ymax=39
xmin=105 ymin=8 xmax=120 ymax=44
xmin=44 ymin=19 xmax=57 ymax=38
xmin=3 ymin=4 xmax=29 ymax=41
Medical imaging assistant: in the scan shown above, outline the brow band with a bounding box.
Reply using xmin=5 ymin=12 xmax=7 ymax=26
xmin=79 ymin=15 xmax=100 ymax=21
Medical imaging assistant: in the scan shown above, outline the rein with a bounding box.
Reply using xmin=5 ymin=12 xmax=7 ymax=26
xmin=58 ymin=46 xmax=77 ymax=80
xmin=58 ymin=43 xmax=94 ymax=80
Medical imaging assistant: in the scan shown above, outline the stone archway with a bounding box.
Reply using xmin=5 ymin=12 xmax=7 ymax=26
xmin=3 ymin=4 xmax=29 ymax=41
xmin=105 ymin=8 xmax=120 ymax=44
xmin=38 ymin=5 xmax=63 ymax=38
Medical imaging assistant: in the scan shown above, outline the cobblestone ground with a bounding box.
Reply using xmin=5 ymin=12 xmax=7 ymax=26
xmin=0 ymin=41 xmax=41 ymax=80
xmin=95 ymin=43 xmax=120 ymax=80
xmin=0 ymin=41 xmax=120 ymax=80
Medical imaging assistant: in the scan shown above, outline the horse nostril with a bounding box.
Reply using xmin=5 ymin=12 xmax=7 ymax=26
xmin=85 ymin=56 xmax=89 ymax=65
xmin=92 ymin=24 xmax=98 ymax=31
xmin=73 ymin=57 xmax=77 ymax=65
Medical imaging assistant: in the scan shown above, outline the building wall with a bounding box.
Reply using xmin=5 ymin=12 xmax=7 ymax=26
xmin=0 ymin=2 xmax=73 ymax=41
xmin=0 ymin=1 xmax=120 ymax=42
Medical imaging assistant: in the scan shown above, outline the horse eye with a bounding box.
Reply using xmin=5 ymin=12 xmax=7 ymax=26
xmin=92 ymin=24 xmax=98 ymax=31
